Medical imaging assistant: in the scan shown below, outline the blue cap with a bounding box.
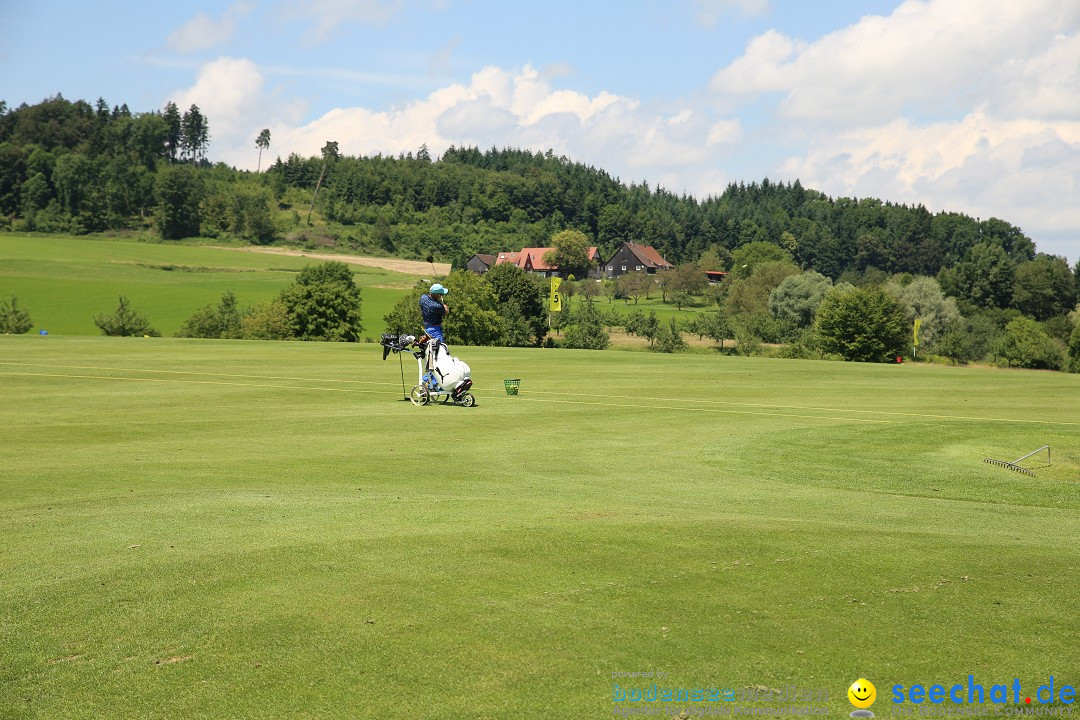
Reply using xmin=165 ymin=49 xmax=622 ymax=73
xmin=430 ymin=283 xmax=448 ymax=295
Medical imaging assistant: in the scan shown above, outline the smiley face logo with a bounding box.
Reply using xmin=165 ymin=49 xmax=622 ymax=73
xmin=848 ymin=679 xmax=877 ymax=709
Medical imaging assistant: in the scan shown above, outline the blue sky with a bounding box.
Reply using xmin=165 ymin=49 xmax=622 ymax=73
xmin=3 ymin=0 xmax=1078 ymax=263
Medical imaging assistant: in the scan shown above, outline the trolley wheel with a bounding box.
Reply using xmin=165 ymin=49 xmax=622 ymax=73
xmin=458 ymin=393 xmax=476 ymax=408
xmin=409 ymin=385 xmax=430 ymax=406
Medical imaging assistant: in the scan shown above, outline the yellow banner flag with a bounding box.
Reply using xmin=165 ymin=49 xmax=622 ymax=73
xmin=913 ymin=318 xmax=921 ymax=347
xmin=549 ymin=276 xmax=563 ymax=312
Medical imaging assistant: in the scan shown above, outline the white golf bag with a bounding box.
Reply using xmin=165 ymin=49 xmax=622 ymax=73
xmin=423 ymin=338 xmax=472 ymax=397
xmin=379 ymin=333 xmax=475 ymax=407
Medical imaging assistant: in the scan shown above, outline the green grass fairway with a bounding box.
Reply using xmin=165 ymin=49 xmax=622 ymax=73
xmin=2 ymin=336 xmax=1078 ymax=719
xmin=0 ymin=234 xmax=413 ymax=338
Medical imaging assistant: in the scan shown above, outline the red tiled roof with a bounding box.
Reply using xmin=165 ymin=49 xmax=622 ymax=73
xmin=495 ymin=246 xmax=600 ymax=271
xmin=519 ymin=247 xmax=555 ymax=271
xmin=494 ymin=252 xmax=522 ymax=266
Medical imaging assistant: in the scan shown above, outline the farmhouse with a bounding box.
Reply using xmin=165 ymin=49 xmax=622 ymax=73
xmin=603 ymin=242 xmax=673 ymax=279
xmin=466 ymin=253 xmax=496 ymax=274
xmin=493 ymin=251 xmax=523 ymax=268
xmin=491 ymin=246 xmax=602 ymax=278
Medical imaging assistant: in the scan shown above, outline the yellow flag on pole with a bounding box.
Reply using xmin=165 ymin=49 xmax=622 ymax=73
xmin=549 ymin=276 xmax=563 ymax=312
xmin=913 ymin=318 xmax=921 ymax=347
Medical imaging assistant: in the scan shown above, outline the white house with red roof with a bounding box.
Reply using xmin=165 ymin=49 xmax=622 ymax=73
xmin=492 ymin=246 xmax=601 ymax=278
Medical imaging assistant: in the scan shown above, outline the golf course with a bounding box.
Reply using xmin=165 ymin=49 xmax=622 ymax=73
xmin=0 ymin=233 xmax=415 ymax=339
xmin=2 ymin=331 xmax=1078 ymax=718
xmin=5 ymin=1 xmax=1080 ymax=714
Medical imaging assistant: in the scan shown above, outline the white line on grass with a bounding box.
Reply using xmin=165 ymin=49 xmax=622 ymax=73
xmin=488 ymin=388 xmax=1080 ymax=426
xmin=1 ymin=370 xmax=893 ymax=424
xmin=3 ymin=361 xmax=1075 ymax=426
xmin=504 ymin=395 xmax=898 ymax=424
xmin=0 ymin=371 xmax=382 ymax=395
xmin=0 ymin=361 xmax=394 ymax=387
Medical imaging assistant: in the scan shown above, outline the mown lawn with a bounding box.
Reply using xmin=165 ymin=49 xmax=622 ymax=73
xmin=1 ymin=336 xmax=1077 ymax=718
xmin=0 ymin=233 xmax=413 ymax=339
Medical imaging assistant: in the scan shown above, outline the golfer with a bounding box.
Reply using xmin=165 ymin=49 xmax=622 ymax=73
xmin=420 ymin=283 xmax=449 ymax=341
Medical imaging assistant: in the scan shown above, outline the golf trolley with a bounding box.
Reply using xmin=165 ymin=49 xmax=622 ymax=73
xmin=380 ymin=333 xmax=476 ymax=407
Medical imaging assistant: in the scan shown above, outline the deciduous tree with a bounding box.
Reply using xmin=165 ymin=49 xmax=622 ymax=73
xmin=769 ymin=271 xmax=833 ymax=331
xmin=730 ymin=241 xmax=794 ymax=279
xmin=544 ymin=229 xmax=592 ymax=279
xmin=726 ymin=261 xmax=800 ymax=317
xmin=668 ymin=263 xmax=708 ymax=309
xmin=563 ymin=304 xmax=609 ymax=350
xmin=994 ymin=316 xmax=1063 ymax=370
xmin=886 ymin=276 xmax=960 ymax=351
xmin=947 ymin=243 xmax=1015 ymax=309
xmin=242 ymin=300 xmax=293 ymax=340
xmin=625 ymin=309 xmax=660 ymax=347
xmin=177 ymin=290 xmax=244 ymax=339
xmin=441 ymin=269 xmax=502 ymax=345
xmin=575 ymin=278 xmax=601 ymax=306
xmin=278 ymin=261 xmax=363 ymax=341
xmin=815 ymin=286 xmax=907 ymax=362
xmin=652 ymin=318 xmax=687 ymax=353
xmin=484 ymin=262 xmax=547 ymax=345
xmin=155 ymin=164 xmax=203 ymax=239
xmin=687 ymin=311 xmax=731 ymax=348
xmin=616 ymin=272 xmax=652 ymax=304
xmin=698 ymin=245 xmax=731 ymax=272
xmin=1012 ymin=254 xmax=1075 ymax=321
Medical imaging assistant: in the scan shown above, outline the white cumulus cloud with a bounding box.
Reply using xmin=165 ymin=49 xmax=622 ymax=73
xmin=167 ymin=1 xmax=255 ymax=53
xmin=167 ymin=57 xmax=307 ymax=166
xmin=711 ymin=0 xmax=1080 ymax=126
xmin=710 ymin=0 xmax=1080 ymax=258
xmin=174 ymin=60 xmax=692 ymax=173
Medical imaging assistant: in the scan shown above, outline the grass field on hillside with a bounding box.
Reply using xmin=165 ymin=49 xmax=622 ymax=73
xmin=2 ymin=336 xmax=1077 ymax=719
xmin=0 ymin=234 xmax=414 ymax=338
xmin=579 ymin=293 xmax=718 ymax=325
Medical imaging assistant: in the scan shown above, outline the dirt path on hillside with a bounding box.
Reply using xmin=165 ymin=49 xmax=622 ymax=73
xmin=214 ymin=245 xmax=451 ymax=276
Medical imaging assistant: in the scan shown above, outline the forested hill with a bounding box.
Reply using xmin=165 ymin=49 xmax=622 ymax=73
xmin=0 ymin=94 xmax=1059 ymax=287
xmin=269 ymin=145 xmax=1044 ymax=279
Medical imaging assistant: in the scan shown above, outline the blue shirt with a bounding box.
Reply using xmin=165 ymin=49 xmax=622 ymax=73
xmin=419 ymin=293 xmax=446 ymax=327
